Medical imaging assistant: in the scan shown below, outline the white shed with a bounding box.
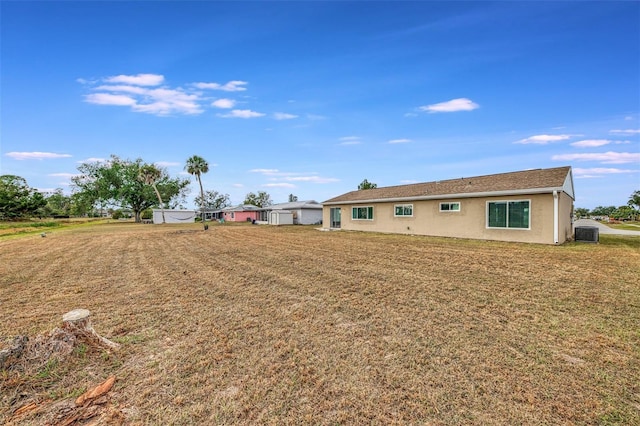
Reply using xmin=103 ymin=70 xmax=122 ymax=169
xmin=152 ymin=209 xmax=197 ymax=224
xmin=269 ymin=210 xmax=294 ymax=225
xmin=265 ymin=200 xmax=323 ymax=225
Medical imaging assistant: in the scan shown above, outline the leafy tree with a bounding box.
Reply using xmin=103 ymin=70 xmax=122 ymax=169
xmin=37 ymin=188 xmax=72 ymax=218
xmin=185 ymin=155 xmax=209 ymax=229
xmin=611 ymin=205 xmax=635 ymax=220
xmin=574 ymin=207 xmax=590 ymax=219
xmin=358 ymin=179 xmax=377 ymax=190
xmin=138 ymin=164 xmax=165 ymax=223
xmin=72 ymin=155 xmax=189 ymax=223
xmin=629 ymin=190 xmax=640 ymax=211
xmin=244 ymin=191 xmax=272 ymax=207
xmin=69 ymin=191 xmax=95 ymax=217
xmin=195 ymin=190 xmax=231 ymax=210
xmin=44 ymin=189 xmax=71 ymax=217
xmin=288 ymin=194 xmax=298 ymax=202
xmin=590 ymin=205 xmax=617 ymax=217
xmin=0 ymin=175 xmax=47 ymax=220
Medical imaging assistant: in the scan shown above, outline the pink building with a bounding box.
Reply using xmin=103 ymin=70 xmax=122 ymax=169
xmin=222 ymin=204 xmax=262 ymax=222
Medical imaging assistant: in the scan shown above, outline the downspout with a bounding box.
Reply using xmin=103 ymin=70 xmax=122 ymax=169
xmin=553 ymin=190 xmax=559 ymax=244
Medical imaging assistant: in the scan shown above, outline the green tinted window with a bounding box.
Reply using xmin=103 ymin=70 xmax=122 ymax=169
xmin=352 ymin=206 xmax=374 ymax=220
xmin=394 ymin=204 xmax=413 ymax=216
xmin=488 ymin=201 xmax=530 ymax=229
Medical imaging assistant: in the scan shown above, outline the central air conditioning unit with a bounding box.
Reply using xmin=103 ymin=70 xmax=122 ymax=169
xmin=575 ymin=226 xmax=599 ymax=243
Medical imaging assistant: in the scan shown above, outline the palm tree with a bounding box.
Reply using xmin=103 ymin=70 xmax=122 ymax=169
xmin=185 ymin=155 xmax=209 ymax=229
xmin=138 ymin=164 xmax=165 ymax=223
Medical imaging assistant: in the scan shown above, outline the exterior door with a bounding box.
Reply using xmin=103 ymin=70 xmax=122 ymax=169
xmin=330 ymin=208 xmax=341 ymax=228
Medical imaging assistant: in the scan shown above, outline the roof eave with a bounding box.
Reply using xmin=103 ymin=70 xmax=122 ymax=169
xmin=322 ymin=187 xmax=568 ymax=205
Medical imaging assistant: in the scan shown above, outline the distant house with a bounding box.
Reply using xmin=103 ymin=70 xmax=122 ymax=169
xmin=322 ymin=166 xmax=575 ymax=245
xmin=262 ymin=200 xmax=323 ymax=225
xmin=222 ymin=204 xmax=262 ymax=222
xmin=152 ymin=209 xmax=197 ymax=224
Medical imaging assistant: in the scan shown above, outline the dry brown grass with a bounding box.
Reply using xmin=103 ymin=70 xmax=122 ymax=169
xmin=1 ymin=222 xmax=639 ymax=425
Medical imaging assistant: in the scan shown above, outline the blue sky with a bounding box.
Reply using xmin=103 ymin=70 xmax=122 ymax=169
xmin=1 ymin=1 xmax=638 ymax=209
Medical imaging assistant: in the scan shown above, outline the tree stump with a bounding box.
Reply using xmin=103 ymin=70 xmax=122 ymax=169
xmin=0 ymin=335 xmax=28 ymax=368
xmin=61 ymin=309 xmax=120 ymax=351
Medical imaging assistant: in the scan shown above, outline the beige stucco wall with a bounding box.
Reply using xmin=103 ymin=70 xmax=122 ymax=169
xmin=559 ymin=192 xmax=574 ymax=243
xmin=323 ymin=192 xmax=574 ymax=244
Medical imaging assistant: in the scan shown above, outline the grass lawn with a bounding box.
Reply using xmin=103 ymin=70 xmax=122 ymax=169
xmin=1 ymin=222 xmax=639 ymax=424
xmin=0 ymin=218 xmax=111 ymax=239
xmin=605 ymin=221 xmax=640 ymax=232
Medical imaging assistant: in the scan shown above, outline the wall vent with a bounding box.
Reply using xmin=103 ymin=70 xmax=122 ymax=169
xmin=575 ymin=226 xmax=599 ymax=243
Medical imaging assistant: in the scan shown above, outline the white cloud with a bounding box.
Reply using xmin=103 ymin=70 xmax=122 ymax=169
xmin=133 ymin=100 xmax=202 ymax=115
xmin=570 ymin=139 xmax=611 ymax=148
xmin=85 ymin=83 xmax=202 ymax=115
xmin=212 ymin=98 xmax=236 ymax=109
xmin=5 ymin=152 xmax=72 ymax=160
xmin=250 ymin=169 xmax=280 ymax=174
xmin=105 ymin=73 xmax=164 ymax=86
xmin=193 ymin=80 xmax=248 ymax=92
xmin=217 ymin=109 xmax=265 ymax=118
xmin=339 ymin=136 xmax=362 ymax=145
xmin=155 ymin=161 xmax=182 ymax=167
xmin=284 ymin=176 xmax=339 ymax=183
xmin=419 ymin=98 xmax=479 ymax=113
xmin=306 ymin=114 xmax=326 ymax=121
xmin=37 ymin=187 xmax=63 ymax=193
xmin=552 ymin=151 xmax=640 ymax=164
xmin=48 ymin=173 xmax=78 ymax=178
xmin=81 ymin=75 xmax=249 ymax=116
xmin=232 ymin=183 xmax=244 ymax=188
xmin=78 ymin=157 xmax=107 ymax=163
xmin=85 ymin=93 xmax=137 ymax=106
xmin=515 ymin=134 xmax=572 ymax=144
xmin=610 ymin=129 xmax=640 ymax=134
xmin=263 ymin=183 xmax=296 ymax=188
xmin=135 ymin=88 xmax=202 ymax=115
xmin=400 ymin=179 xmax=419 ymax=184
xmin=94 ymin=85 xmax=148 ymax=95
xmin=388 ymin=138 xmax=411 ymax=144
xmin=250 ymin=169 xmax=339 ymax=184
xmin=573 ymin=167 xmax=636 ymax=178
xmin=273 ymin=112 xmax=298 ymax=120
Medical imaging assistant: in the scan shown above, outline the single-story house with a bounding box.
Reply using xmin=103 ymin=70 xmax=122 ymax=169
xmin=222 ymin=204 xmax=262 ymax=222
xmin=322 ymin=166 xmax=575 ymax=245
xmin=201 ymin=209 xmax=224 ymax=221
xmin=152 ymin=209 xmax=197 ymax=224
xmin=262 ymin=200 xmax=323 ymax=225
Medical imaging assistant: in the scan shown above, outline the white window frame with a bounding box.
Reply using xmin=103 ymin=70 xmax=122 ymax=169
xmin=394 ymin=204 xmax=413 ymax=217
xmin=439 ymin=202 xmax=461 ymax=212
xmin=352 ymin=206 xmax=374 ymax=221
xmin=486 ymin=199 xmax=531 ymax=230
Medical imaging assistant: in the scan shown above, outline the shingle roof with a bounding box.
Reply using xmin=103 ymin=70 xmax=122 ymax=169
xmin=324 ymin=166 xmax=572 ymax=204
